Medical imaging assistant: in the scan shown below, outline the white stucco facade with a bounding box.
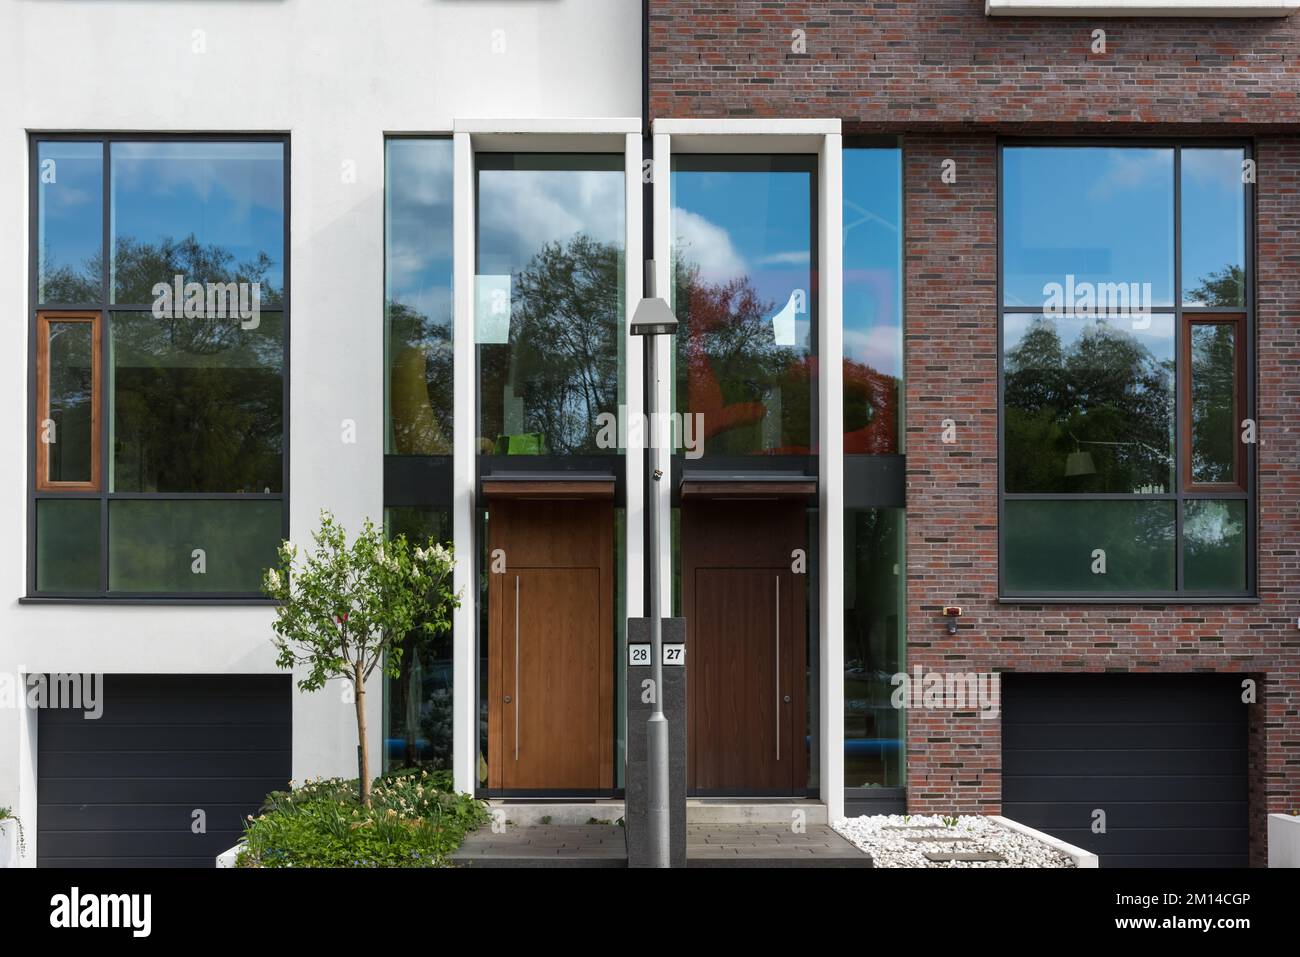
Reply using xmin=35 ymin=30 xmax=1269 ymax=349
xmin=0 ymin=0 xmax=641 ymax=865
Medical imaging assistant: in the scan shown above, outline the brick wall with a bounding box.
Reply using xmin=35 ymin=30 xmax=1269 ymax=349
xmin=900 ymin=132 xmax=1299 ymax=867
xmin=650 ymin=0 xmax=1300 ymax=867
xmin=650 ymin=1 xmax=1300 ymax=131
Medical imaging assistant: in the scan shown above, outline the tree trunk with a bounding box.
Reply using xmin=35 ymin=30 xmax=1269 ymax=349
xmin=354 ymin=661 xmax=371 ymax=807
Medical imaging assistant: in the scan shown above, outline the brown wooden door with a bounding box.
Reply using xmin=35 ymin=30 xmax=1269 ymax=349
xmin=487 ymin=499 xmax=613 ymax=792
xmin=684 ymin=499 xmax=807 ymax=795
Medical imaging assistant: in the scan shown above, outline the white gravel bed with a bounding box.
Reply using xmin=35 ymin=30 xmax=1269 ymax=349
xmin=833 ymin=814 xmax=1075 ymax=868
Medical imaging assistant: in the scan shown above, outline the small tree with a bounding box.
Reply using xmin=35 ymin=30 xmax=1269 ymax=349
xmin=263 ymin=511 xmax=458 ymax=807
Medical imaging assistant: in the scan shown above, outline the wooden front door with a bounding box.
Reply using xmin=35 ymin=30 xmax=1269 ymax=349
xmin=487 ymin=498 xmax=613 ymax=792
xmin=683 ymin=499 xmax=807 ymax=795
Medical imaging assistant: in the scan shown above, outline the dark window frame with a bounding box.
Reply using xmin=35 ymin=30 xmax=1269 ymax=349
xmin=997 ymin=139 xmax=1256 ymax=602
xmin=670 ymin=152 xmax=821 ymax=473
xmin=26 ymin=132 xmax=290 ymax=602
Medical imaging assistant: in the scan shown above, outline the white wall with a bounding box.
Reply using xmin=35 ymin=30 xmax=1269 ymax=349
xmin=0 ymin=0 xmax=640 ymax=848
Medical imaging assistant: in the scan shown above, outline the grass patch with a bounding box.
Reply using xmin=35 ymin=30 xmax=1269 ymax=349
xmin=238 ymin=768 xmax=489 ymax=868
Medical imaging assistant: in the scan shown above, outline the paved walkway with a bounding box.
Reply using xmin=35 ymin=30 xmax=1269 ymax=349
xmin=687 ymin=824 xmax=872 ymax=867
xmin=452 ymin=824 xmax=627 ymax=867
xmin=451 ymin=822 xmax=871 ymax=868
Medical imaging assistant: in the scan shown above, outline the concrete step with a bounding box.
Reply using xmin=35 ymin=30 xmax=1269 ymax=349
xmin=486 ymin=801 xmax=625 ymax=826
xmin=685 ymin=800 xmax=829 ymax=825
xmin=485 ymin=799 xmax=829 ymax=826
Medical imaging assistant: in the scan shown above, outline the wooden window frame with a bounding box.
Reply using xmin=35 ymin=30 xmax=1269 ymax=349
xmin=35 ymin=310 xmax=101 ymax=492
xmin=1182 ymin=313 xmax=1246 ymax=493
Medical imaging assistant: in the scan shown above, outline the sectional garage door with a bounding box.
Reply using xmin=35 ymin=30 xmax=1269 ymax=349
xmin=1002 ymin=674 xmax=1248 ymax=868
xmin=38 ymin=675 xmax=292 ymax=867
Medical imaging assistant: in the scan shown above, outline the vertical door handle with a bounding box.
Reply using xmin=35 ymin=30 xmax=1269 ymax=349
xmin=514 ymin=574 xmax=520 ymax=762
xmin=775 ymin=575 xmax=781 ymax=762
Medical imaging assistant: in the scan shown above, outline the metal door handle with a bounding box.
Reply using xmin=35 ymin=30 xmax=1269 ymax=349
xmin=514 ymin=575 xmax=520 ymax=762
xmin=775 ymin=575 xmax=781 ymax=762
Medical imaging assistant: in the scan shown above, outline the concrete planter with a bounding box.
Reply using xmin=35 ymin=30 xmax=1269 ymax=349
xmin=0 ymin=819 xmax=22 ymax=868
xmin=992 ymin=816 xmax=1100 ymax=868
xmin=216 ymin=842 xmax=245 ymax=869
xmin=1268 ymin=814 xmax=1300 ymax=867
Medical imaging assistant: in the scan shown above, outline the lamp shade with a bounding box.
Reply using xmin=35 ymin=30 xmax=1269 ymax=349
xmin=630 ymin=295 xmax=678 ymax=337
xmin=1064 ymin=450 xmax=1097 ymax=477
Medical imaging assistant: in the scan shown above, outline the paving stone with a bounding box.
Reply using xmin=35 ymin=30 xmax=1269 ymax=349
xmin=922 ymin=851 xmax=1007 ymax=863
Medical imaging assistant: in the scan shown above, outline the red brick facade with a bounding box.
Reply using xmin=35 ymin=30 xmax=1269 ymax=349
xmin=650 ymin=1 xmax=1300 ymax=132
xmin=651 ymin=3 xmax=1300 ymax=867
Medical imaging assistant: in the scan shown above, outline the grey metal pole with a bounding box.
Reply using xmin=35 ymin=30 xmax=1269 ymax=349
xmin=644 ymin=266 xmax=671 ymax=868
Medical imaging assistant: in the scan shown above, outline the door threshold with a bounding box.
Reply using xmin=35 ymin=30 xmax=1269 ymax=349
xmin=686 ymin=799 xmax=828 ymax=825
xmin=485 ymin=799 xmax=626 ymax=827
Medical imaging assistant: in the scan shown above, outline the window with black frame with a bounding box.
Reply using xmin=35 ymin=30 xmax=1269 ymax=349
xmin=1000 ymin=144 xmax=1252 ymax=598
xmin=31 ymin=137 xmax=288 ymax=598
xmin=382 ymin=137 xmax=456 ymax=772
xmin=842 ymin=144 xmax=906 ymax=793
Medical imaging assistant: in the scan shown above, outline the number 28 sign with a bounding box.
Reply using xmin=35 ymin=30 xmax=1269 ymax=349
xmin=627 ymin=643 xmax=686 ymax=666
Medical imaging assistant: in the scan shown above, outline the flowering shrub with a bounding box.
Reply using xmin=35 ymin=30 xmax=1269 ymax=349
xmin=238 ymin=769 xmax=488 ymax=868
xmin=263 ymin=511 xmax=458 ymax=806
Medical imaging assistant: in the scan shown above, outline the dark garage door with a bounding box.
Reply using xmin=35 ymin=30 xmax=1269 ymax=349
xmin=38 ymin=674 xmax=292 ymax=867
xmin=1002 ymin=674 xmax=1248 ymax=868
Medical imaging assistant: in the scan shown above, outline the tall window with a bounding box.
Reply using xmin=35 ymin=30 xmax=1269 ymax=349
xmin=672 ymin=155 xmax=816 ymax=457
xmin=843 ymin=143 xmax=905 ymax=790
xmin=475 ymin=153 xmax=625 ymax=456
xmin=383 ymin=138 xmax=455 ymax=771
xmin=31 ymin=137 xmax=287 ymax=597
xmin=386 ymin=138 xmax=454 ymax=456
xmin=1000 ymin=144 xmax=1252 ymax=597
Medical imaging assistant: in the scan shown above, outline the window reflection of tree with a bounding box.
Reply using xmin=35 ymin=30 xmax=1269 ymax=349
xmin=1004 ymin=316 xmax=1174 ymax=494
xmin=103 ymin=235 xmax=284 ymax=493
xmin=479 ymin=234 xmax=621 ymax=455
xmin=1190 ymin=323 xmax=1238 ymax=485
xmin=388 ymin=301 xmax=452 ymax=455
xmin=673 ymin=259 xmax=812 ymax=456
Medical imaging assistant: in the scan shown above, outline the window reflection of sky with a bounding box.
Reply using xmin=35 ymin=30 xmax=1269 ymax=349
xmin=1003 ymin=147 xmax=1174 ymax=308
xmin=110 ymin=142 xmax=285 ymax=297
xmin=386 ymin=139 xmax=453 ymax=324
xmin=673 ymin=165 xmax=812 ymax=348
xmin=38 ymin=142 xmax=103 ymax=300
xmin=843 ymin=149 xmax=902 ymax=380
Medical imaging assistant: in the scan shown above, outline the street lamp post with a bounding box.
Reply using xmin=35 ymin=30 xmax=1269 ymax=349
xmin=630 ymin=259 xmax=678 ymax=868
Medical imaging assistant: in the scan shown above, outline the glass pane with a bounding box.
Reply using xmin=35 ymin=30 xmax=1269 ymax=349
xmin=1182 ymin=149 xmax=1246 ymax=307
xmin=476 ymin=154 xmax=625 ymax=456
xmin=1183 ymin=499 xmax=1247 ymax=592
xmin=383 ymin=507 xmax=453 ymax=771
xmin=38 ymin=142 xmax=102 ymax=303
xmin=1004 ymin=313 xmax=1175 ymax=493
xmin=386 ymin=139 xmax=454 ymax=454
xmin=844 ymin=508 xmax=905 ymax=788
xmin=45 ymin=321 xmax=95 ymax=484
xmin=1003 ymin=500 xmax=1175 ymax=593
xmin=111 ymin=142 xmax=284 ymax=305
xmin=108 ymin=499 xmax=281 ymax=593
xmin=1190 ymin=322 xmax=1239 ymax=485
xmin=110 ymin=311 xmax=283 ymax=493
xmin=843 ymin=148 xmax=903 ymax=454
xmin=36 ymin=499 xmax=100 ymax=592
xmin=672 ymin=155 xmax=815 ymax=456
xmin=1003 ymin=147 xmax=1173 ymax=309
